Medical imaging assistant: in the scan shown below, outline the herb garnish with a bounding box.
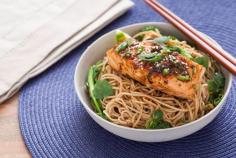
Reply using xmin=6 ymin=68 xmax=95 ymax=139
xmin=145 ymin=110 xmax=171 ymax=129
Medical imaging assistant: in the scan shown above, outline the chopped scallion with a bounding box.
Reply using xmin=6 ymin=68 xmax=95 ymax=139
xmin=177 ymin=75 xmax=190 ymax=81
xmin=162 ymin=68 xmax=170 ymax=76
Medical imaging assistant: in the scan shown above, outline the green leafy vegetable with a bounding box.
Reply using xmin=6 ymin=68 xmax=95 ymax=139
xmin=115 ymin=30 xmax=130 ymax=43
xmin=93 ymin=80 xmax=114 ymax=99
xmin=213 ymin=96 xmax=222 ymax=105
xmin=213 ymin=73 xmax=225 ymax=87
xmin=207 ymin=80 xmax=217 ymax=93
xmin=87 ymin=61 xmax=115 ymax=118
xmin=208 ymin=73 xmax=225 ymax=106
xmin=193 ymin=55 xmax=209 ymax=68
xmin=154 ymin=36 xmax=170 ymax=44
xmin=138 ymin=53 xmax=163 ymax=62
xmin=140 ymin=26 xmax=159 ymax=32
xmin=152 ymin=110 xmax=163 ymax=120
xmin=208 ymin=73 xmax=225 ymax=93
xmin=135 ymin=34 xmax=145 ymax=41
xmin=91 ymin=60 xmax=102 ymax=79
xmin=166 ymin=46 xmax=193 ymax=59
xmin=146 ymin=120 xmax=158 ymax=129
xmin=145 ymin=110 xmax=171 ymax=129
xmin=177 ymin=75 xmax=190 ymax=81
xmin=87 ymin=61 xmax=104 ymax=117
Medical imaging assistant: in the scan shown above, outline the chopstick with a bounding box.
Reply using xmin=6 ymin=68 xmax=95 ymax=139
xmin=146 ymin=0 xmax=236 ymax=66
xmin=145 ymin=0 xmax=236 ymax=75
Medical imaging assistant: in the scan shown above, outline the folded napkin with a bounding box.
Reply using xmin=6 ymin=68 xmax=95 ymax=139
xmin=0 ymin=0 xmax=134 ymax=103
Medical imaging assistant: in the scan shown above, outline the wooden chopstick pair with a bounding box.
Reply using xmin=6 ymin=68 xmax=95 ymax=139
xmin=145 ymin=0 xmax=236 ymax=75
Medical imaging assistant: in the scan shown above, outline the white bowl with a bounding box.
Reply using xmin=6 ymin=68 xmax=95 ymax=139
xmin=74 ymin=22 xmax=233 ymax=142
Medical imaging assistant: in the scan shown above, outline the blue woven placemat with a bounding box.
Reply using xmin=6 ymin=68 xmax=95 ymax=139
xmin=19 ymin=0 xmax=236 ymax=157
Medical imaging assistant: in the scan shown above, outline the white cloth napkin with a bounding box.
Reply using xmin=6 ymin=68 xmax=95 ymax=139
xmin=0 ymin=0 xmax=134 ymax=103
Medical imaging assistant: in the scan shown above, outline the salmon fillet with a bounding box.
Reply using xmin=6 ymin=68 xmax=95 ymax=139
xmin=106 ymin=41 xmax=205 ymax=100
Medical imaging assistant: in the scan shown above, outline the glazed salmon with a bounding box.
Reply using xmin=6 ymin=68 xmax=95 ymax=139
xmin=106 ymin=40 xmax=205 ymax=100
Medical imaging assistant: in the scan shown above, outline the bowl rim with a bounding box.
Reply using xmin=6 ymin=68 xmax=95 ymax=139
xmin=74 ymin=22 xmax=233 ymax=132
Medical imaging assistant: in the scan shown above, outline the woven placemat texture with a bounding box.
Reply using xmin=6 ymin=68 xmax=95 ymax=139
xmin=19 ymin=0 xmax=236 ymax=157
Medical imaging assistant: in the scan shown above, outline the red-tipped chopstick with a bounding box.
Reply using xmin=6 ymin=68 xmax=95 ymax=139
xmin=145 ymin=0 xmax=236 ymax=75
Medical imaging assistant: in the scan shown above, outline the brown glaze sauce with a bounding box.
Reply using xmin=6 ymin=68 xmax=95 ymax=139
xmin=118 ymin=40 xmax=189 ymax=79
